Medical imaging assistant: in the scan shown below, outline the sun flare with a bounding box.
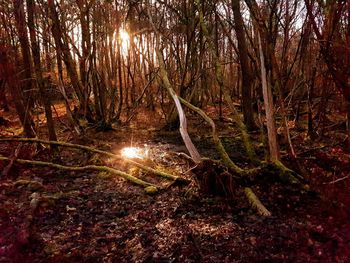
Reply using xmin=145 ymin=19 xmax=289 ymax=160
xmin=119 ymin=29 xmax=130 ymax=43
xmin=118 ymin=28 xmax=130 ymax=56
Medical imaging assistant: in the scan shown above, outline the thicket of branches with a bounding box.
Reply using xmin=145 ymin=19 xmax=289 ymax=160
xmin=0 ymin=0 xmax=349 ymax=210
xmin=0 ymin=0 xmax=348 ymax=138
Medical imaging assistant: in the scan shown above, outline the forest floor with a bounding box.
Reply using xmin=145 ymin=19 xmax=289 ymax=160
xmin=0 ymin=104 xmax=350 ymax=262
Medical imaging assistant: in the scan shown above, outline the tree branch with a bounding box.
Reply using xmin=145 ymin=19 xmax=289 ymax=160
xmin=0 ymin=155 xmax=158 ymax=192
xmin=0 ymin=137 xmax=186 ymax=183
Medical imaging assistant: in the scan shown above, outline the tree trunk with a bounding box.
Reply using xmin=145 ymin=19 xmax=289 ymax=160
xmin=156 ymin=49 xmax=202 ymax=163
xmin=258 ymin=34 xmax=280 ymax=162
xmin=232 ymin=0 xmax=257 ymax=130
xmin=0 ymin=48 xmax=36 ymax=137
xmin=27 ymin=0 xmax=57 ymax=142
xmin=48 ymin=0 xmax=86 ymax=113
xmin=13 ymin=0 xmax=34 ymax=110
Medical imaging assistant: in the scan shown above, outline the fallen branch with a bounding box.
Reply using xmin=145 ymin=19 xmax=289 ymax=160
xmin=0 ymin=137 xmax=187 ymax=183
xmin=324 ymin=174 xmax=350 ymax=184
xmin=0 ymin=155 xmax=158 ymax=193
xmin=1 ymin=142 xmax=22 ymax=178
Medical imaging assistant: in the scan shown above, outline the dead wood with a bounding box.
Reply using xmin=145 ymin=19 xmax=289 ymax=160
xmin=0 ymin=155 xmax=159 ymax=193
xmin=244 ymin=187 xmax=271 ymax=217
xmin=0 ymin=137 xmax=188 ymax=184
xmin=1 ymin=142 xmax=22 ymax=178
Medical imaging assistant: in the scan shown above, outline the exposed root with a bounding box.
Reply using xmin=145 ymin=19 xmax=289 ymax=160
xmin=271 ymin=160 xmax=302 ymax=185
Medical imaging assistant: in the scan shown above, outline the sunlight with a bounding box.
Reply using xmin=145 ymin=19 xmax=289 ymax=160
xmin=119 ymin=29 xmax=130 ymax=43
xmin=121 ymin=147 xmax=143 ymax=159
xmin=119 ymin=28 xmax=130 ymax=56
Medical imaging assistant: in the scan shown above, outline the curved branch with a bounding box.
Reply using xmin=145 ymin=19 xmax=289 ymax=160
xmin=178 ymin=96 xmax=244 ymax=174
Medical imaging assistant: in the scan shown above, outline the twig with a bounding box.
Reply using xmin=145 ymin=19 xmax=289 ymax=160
xmin=324 ymin=175 xmax=350 ymax=184
xmin=1 ymin=143 xmax=23 ymax=178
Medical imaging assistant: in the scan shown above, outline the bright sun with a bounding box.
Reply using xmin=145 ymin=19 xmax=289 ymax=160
xmin=119 ymin=29 xmax=130 ymax=43
xmin=119 ymin=28 xmax=130 ymax=56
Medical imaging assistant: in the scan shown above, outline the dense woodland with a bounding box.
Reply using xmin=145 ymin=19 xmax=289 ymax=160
xmin=0 ymin=0 xmax=350 ymax=262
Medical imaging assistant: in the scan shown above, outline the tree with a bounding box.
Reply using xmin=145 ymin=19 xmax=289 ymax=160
xmin=232 ymin=0 xmax=257 ymax=131
xmin=0 ymin=46 xmax=36 ymax=138
xmin=27 ymin=0 xmax=57 ymax=142
xmin=305 ymin=0 xmax=350 ymax=147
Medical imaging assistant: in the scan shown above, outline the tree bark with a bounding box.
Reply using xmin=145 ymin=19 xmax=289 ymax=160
xmin=13 ymin=0 xmax=34 ymax=110
xmin=232 ymin=0 xmax=257 ymax=130
xmin=258 ymin=34 xmax=280 ymax=162
xmin=48 ymin=0 xmax=86 ymax=112
xmin=0 ymin=48 xmax=36 ymax=137
xmin=156 ymin=50 xmax=202 ymax=163
xmin=27 ymin=0 xmax=57 ymax=142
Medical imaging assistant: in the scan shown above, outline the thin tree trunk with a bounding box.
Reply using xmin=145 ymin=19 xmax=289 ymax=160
xmin=48 ymin=0 xmax=86 ymax=112
xmin=232 ymin=0 xmax=257 ymax=130
xmin=156 ymin=49 xmax=202 ymax=163
xmin=0 ymin=49 xmax=36 ymax=137
xmin=13 ymin=0 xmax=34 ymax=110
xmin=258 ymin=34 xmax=280 ymax=162
xmin=27 ymin=0 xmax=57 ymax=142
xmin=115 ymin=40 xmax=123 ymax=120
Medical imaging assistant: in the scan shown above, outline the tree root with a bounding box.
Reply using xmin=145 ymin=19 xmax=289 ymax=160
xmin=266 ymin=160 xmax=303 ymax=185
xmin=178 ymin=96 xmax=272 ymax=216
xmin=0 ymin=155 xmax=159 ymax=193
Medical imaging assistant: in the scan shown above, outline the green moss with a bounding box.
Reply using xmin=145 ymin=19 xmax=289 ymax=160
xmin=144 ymin=186 xmax=158 ymax=195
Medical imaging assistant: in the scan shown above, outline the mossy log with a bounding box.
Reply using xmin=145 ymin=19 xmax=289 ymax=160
xmin=0 ymin=155 xmax=158 ymax=193
xmin=0 ymin=137 xmax=187 ymax=183
xmin=244 ymin=187 xmax=271 ymax=217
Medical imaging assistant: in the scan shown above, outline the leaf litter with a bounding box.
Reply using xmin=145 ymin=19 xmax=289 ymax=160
xmin=0 ymin=116 xmax=350 ymax=262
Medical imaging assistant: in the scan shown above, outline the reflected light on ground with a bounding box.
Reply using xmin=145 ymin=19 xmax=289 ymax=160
xmin=121 ymin=147 xmax=143 ymax=159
